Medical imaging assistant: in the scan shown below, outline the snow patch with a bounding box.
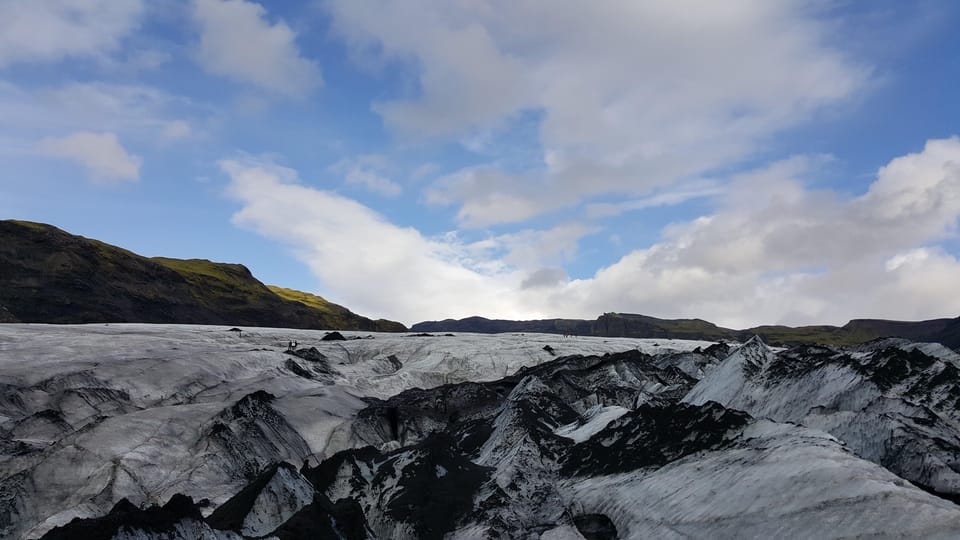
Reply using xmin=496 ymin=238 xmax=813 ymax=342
xmin=554 ymin=405 xmax=630 ymax=443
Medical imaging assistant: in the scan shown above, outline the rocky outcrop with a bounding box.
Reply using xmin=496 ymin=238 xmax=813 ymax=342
xmin=0 ymin=305 xmax=18 ymax=323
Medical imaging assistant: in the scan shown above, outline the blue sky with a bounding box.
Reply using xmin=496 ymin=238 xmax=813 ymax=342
xmin=2 ymin=0 xmax=960 ymax=327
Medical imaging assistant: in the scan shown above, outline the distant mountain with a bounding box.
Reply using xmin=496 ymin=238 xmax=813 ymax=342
xmin=411 ymin=316 xmax=595 ymax=336
xmin=0 ymin=220 xmax=406 ymax=331
xmin=413 ymin=312 xmax=960 ymax=348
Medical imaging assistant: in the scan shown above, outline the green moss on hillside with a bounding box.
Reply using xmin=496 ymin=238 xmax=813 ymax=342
xmin=748 ymin=325 xmax=877 ymax=347
xmin=268 ymin=286 xmax=333 ymax=312
xmin=268 ymin=286 xmax=356 ymax=328
xmin=268 ymin=286 xmax=406 ymax=332
xmin=0 ymin=219 xmax=406 ymax=331
xmin=152 ymin=257 xmax=268 ymax=305
xmin=7 ymin=220 xmax=52 ymax=232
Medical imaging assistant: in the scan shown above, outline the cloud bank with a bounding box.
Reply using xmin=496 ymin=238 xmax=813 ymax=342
xmin=223 ymin=137 xmax=960 ymax=327
xmin=327 ymin=0 xmax=869 ymax=227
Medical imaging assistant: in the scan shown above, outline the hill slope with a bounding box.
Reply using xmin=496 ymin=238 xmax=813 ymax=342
xmin=0 ymin=220 xmax=405 ymax=331
xmin=413 ymin=312 xmax=960 ymax=348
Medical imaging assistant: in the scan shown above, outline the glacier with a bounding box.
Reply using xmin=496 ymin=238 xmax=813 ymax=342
xmin=1 ymin=323 xmax=959 ymax=539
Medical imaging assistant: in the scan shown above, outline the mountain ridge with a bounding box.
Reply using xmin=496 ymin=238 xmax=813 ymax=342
xmin=412 ymin=312 xmax=960 ymax=348
xmin=0 ymin=220 xmax=406 ymax=331
xmin=5 ymin=219 xmax=958 ymax=347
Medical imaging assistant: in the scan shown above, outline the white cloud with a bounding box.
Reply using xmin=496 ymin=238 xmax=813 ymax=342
xmin=585 ymin=181 xmax=725 ymax=219
xmin=345 ymin=168 xmax=401 ymax=197
xmin=193 ymin=0 xmax=321 ymax=97
xmin=885 ymin=248 xmax=932 ymax=272
xmin=327 ymin=0 xmax=869 ymax=227
xmin=333 ymin=155 xmax=402 ymax=197
xmin=493 ymin=223 xmax=599 ymax=270
xmin=225 ymin=137 xmax=960 ymax=327
xmin=161 ymin=120 xmax=193 ymax=141
xmin=0 ymin=0 xmax=144 ymax=67
xmin=521 ymin=267 xmax=568 ymax=290
xmin=0 ymin=81 xmax=199 ymax=140
xmin=38 ymin=132 xmax=141 ymax=183
xmin=543 ymin=137 xmax=960 ymax=327
xmin=121 ymin=49 xmax=173 ymax=71
xmin=221 ymin=158 xmax=532 ymax=323
xmin=411 ymin=162 xmax=439 ymax=181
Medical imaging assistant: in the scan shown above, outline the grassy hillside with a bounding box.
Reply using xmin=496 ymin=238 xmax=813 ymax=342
xmin=740 ymin=325 xmax=875 ymax=347
xmin=0 ymin=220 xmax=406 ymax=331
xmin=268 ymin=286 xmax=406 ymax=332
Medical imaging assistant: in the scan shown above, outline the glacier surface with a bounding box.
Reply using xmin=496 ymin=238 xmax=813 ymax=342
xmin=1 ymin=324 xmax=959 ymax=539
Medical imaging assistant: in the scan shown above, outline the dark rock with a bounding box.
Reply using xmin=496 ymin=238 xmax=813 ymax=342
xmin=41 ymin=494 xmax=203 ymax=540
xmin=561 ymin=401 xmax=751 ymax=477
xmin=383 ymin=433 xmax=492 ymax=540
xmin=301 ymin=446 xmax=384 ymax=494
xmin=321 ymin=331 xmax=346 ymax=341
xmin=268 ymin=494 xmax=370 ymax=540
xmin=352 ymin=382 xmax=507 ymax=448
xmin=703 ymin=342 xmax=731 ymax=358
xmin=0 ymin=436 xmax=38 ymax=457
xmin=236 ymin=390 xmax=276 ymax=405
xmin=285 ymin=347 xmax=337 ymax=376
xmin=867 ymin=347 xmax=937 ymax=390
xmin=287 ymin=347 xmax=326 ymax=362
xmin=304 ymin=433 xmax=492 ymax=540
xmin=0 ymin=305 xmax=18 ymax=323
xmin=386 ymin=354 xmax=402 ymax=371
xmin=574 ymin=513 xmax=619 ymax=540
xmin=207 ymin=462 xmax=297 ymax=532
xmin=284 ymin=359 xmax=314 ymax=379
xmin=203 ymin=391 xmax=312 ymax=481
xmin=765 ymin=345 xmax=840 ymax=380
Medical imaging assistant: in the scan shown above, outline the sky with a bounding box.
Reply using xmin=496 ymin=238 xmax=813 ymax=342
xmin=2 ymin=0 xmax=960 ymax=328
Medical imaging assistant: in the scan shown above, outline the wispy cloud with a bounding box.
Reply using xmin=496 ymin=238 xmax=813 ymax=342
xmin=38 ymin=132 xmax=141 ymax=184
xmin=585 ymin=182 xmax=725 ymax=219
xmin=0 ymin=81 xmax=199 ymax=141
xmin=0 ymin=0 xmax=144 ymax=67
xmin=332 ymin=155 xmax=402 ymax=197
